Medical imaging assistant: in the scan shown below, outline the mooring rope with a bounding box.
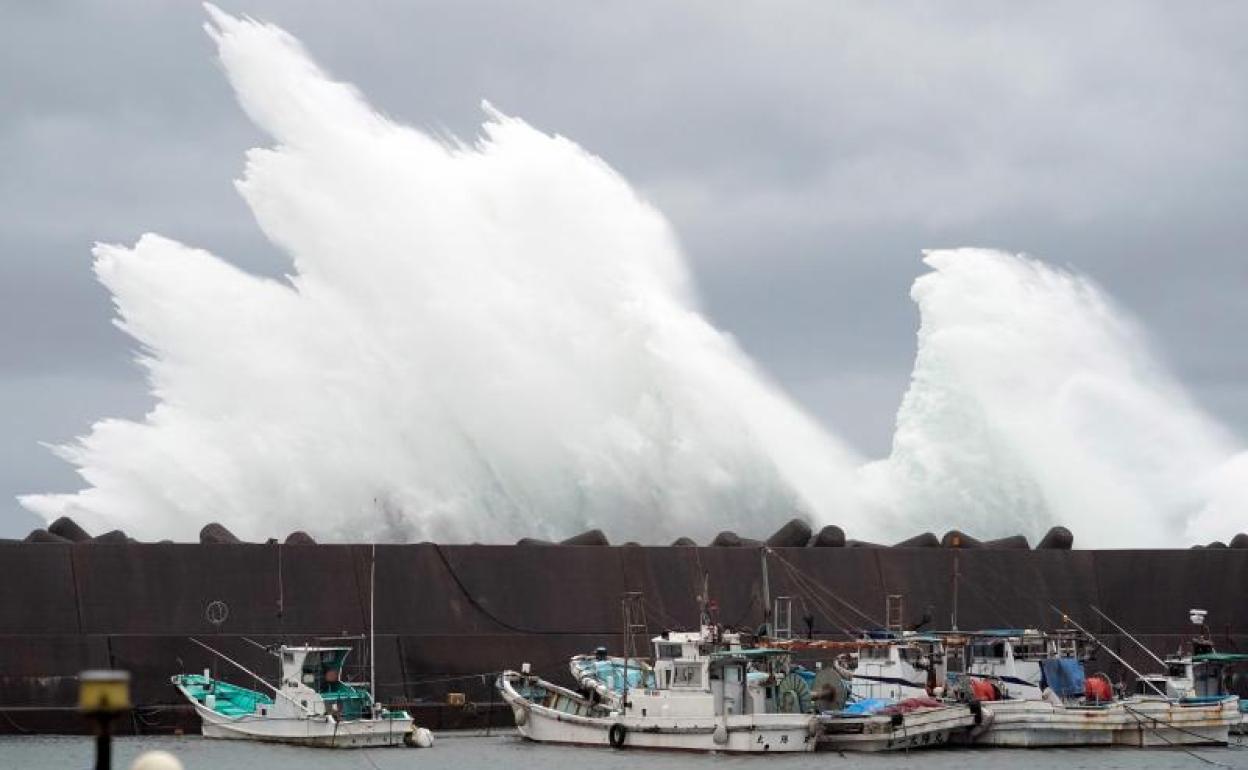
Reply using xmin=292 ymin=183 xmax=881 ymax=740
xmin=1122 ymin=702 xmax=1241 ymax=767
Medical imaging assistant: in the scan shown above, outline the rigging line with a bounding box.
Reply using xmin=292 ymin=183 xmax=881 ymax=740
xmin=1123 ymin=703 xmax=1248 ymax=752
xmin=766 ymin=548 xmax=882 ymax=628
xmin=785 ymin=560 xmax=866 ymax=636
xmin=953 ymin=572 xmax=1019 ymax=629
xmin=773 ymin=559 xmax=858 ymax=637
xmin=773 ymin=558 xmax=861 ymax=637
xmin=726 ymin=592 xmax=761 ymax=630
xmin=779 ymin=571 xmax=856 ymax=638
xmin=1122 ymin=704 xmax=1232 ymax=767
xmin=643 ymin=596 xmax=692 ymax=633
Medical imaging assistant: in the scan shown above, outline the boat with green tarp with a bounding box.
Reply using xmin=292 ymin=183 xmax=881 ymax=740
xmin=172 ymin=643 xmax=432 ymax=748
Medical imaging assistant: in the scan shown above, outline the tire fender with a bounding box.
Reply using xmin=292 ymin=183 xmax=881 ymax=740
xmin=608 ymin=722 xmax=627 ymax=748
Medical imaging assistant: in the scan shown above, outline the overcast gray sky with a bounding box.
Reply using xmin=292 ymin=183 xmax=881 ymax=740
xmin=2 ymin=0 xmax=1245 ymax=538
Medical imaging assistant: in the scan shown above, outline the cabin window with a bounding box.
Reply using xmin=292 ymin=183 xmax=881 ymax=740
xmin=970 ymin=643 xmax=1005 ymax=661
xmin=1136 ymin=678 xmax=1166 ymax=696
xmin=282 ymin=652 xmax=294 ymax=664
xmin=1015 ymin=643 xmax=1045 ymax=660
xmin=861 ymin=646 xmax=888 ymax=660
xmin=672 ymin=662 xmax=702 ymax=687
xmin=899 ymin=647 xmax=921 ymax=662
xmin=1168 ymin=664 xmax=1187 ymax=679
xmin=656 ymin=643 xmax=683 ymax=659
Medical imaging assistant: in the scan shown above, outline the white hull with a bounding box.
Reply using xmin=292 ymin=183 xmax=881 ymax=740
xmin=191 ymin=700 xmax=414 ymax=748
xmin=500 ymin=680 xmax=814 ymax=753
xmin=817 ymin=704 xmax=978 ymax=752
xmin=960 ymin=697 xmax=1237 ymax=748
xmin=1117 ymin=698 xmax=1237 ymax=747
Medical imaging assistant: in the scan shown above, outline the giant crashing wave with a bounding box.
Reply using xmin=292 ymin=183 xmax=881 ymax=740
xmin=19 ymin=7 xmax=1246 ymax=547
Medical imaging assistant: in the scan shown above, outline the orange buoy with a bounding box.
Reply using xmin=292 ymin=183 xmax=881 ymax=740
xmin=1084 ymin=676 xmax=1112 ymax=703
xmin=969 ymin=677 xmax=999 ymax=702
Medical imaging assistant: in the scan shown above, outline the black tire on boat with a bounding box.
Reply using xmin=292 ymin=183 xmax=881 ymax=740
xmin=608 ymin=722 xmax=627 ymax=748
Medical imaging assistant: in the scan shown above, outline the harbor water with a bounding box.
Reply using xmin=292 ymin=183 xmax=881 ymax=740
xmin=5 ymin=732 xmax=1248 ymax=770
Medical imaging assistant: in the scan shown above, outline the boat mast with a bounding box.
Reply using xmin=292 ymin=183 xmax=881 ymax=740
xmin=760 ymin=546 xmax=772 ymax=638
xmin=369 ymin=542 xmax=377 ymax=710
xmin=950 ymin=543 xmax=960 ymax=631
xmin=1050 ymin=605 xmax=1168 ymax=698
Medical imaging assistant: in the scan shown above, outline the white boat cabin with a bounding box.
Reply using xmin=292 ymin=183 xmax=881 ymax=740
xmin=273 ymin=645 xmax=376 ymax=719
xmin=630 ymin=628 xmax=786 ymax=718
xmin=961 ymin=630 xmax=1090 ymax=701
xmin=849 ymin=632 xmax=947 ymax=701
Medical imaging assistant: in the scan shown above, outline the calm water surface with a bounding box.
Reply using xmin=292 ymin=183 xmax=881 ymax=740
xmin=5 ymin=732 xmax=1248 ymax=770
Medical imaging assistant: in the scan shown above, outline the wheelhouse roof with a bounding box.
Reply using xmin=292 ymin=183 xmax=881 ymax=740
xmin=1194 ymin=653 xmax=1248 ymax=664
xmin=281 ymin=645 xmax=352 ymax=653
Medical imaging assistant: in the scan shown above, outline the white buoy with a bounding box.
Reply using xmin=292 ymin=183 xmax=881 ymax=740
xmin=412 ymin=727 xmax=435 ymax=748
xmin=131 ymin=750 xmax=184 ymax=770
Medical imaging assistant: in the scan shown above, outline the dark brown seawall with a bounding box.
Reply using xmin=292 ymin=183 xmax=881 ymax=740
xmin=1 ymin=542 xmax=1246 ymax=733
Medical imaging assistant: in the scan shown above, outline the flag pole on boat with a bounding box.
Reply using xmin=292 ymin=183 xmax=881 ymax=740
xmin=1047 ymin=605 xmax=1169 ymax=698
xmin=1089 ymin=606 xmax=1167 ymax=668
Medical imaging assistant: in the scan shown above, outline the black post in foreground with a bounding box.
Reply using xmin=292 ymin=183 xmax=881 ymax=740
xmin=79 ymin=670 xmax=131 ymax=770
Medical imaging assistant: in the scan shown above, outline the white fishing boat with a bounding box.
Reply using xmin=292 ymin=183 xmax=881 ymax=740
xmin=764 ymin=623 xmax=979 ymax=750
xmin=949 ymin=621 xmax=1238 ymax=747
xmin=172 ymin=544 xmax=432 ymax=748
xmin=819 ymin=632 xmax=978 ymax=751
xmin=843 ymin=632 xmax=949 ymax=701
xmin=172 ymin=643 xmax=431 ymax=747
xmin=956 ymin=628 xmax=1086 ymax=701
xmin=816 ymin=693 xmax=983 ymax=752
xmin=499 ymin=628 xmax=817 ymax=753
xmin=742 ymin=565 xmax=982 ymax=752
xmin=1121 ymin=609 xmax=1246 ymax=742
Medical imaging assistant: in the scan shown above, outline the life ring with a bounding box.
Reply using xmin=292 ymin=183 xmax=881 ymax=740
xmin=608 ymin=722 xmax=627 ymax=748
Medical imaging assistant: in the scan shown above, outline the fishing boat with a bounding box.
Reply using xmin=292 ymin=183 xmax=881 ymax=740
xmin=171 ymin=544 xmax=432 ymax=748
xmin=499 ymin=624 xmax=817 ymax=753
xmin=954 ymin=628 xmax=1089 ymax=701
xmin=172 ymin=643 xmax=431 ymax=747
xmin=948 ymin=621 xmax=1239 ymax=747
xmin=762 ymin=601 xmax=979 ymax=751
xmin=1121 ymin=609 xmax=1246 ymax=742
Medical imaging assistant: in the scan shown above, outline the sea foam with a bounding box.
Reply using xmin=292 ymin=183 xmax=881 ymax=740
xmin=19 ymin=7 xmax=863 ymax=543
xmin=20 ymin=8 xmax=1245 ymax=546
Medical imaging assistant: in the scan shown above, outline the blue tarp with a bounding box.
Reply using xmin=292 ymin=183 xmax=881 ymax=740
xmin=582 ymin=660 xmax=654 ymax=693
xmin=1040 ymin=658 xmax=1085 ymax=698
xmin=840 ymin=698 xmax=893 ymax=715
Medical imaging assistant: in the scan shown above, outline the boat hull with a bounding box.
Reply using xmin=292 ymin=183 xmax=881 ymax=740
xmin=189 ymin=699 xmax=414 ymax=748
xmin=1116 ymin=698 xmax=1238 ymax=747
xmin=500 ymin=680 xmax=814 ymax=753
xmin=817 ymin=704 xmax=978 ymax=752
xmin=959 ymin=697 xmax=1237 ymax=748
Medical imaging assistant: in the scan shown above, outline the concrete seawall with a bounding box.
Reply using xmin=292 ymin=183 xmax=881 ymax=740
xmin=2 ymin=542 xmax=1245 ymax=733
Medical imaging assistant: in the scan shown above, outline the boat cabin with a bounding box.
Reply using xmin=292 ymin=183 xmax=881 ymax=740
xmin=1135 ymin=613 xmax=1248 ymax=701
xmin=275 ymin=645 xmax=374 ymax=719
xmin=960 ymin=629 xmax=1091 ymax=701
xmin=850 ymin=632 xmax=947 ymax=701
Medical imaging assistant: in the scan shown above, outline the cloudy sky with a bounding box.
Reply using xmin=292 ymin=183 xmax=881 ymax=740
xmin=2 ymin=0 xmax=1245 ymax=538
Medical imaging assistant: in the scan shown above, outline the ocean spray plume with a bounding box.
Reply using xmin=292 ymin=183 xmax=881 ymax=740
xmin=861 ymin=249 xmax=1243 ymax=547
xmin=21 ymin=10 xmax=1246 ymax=546
xmin=18 ymin=6 xmax=864 ymax=543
